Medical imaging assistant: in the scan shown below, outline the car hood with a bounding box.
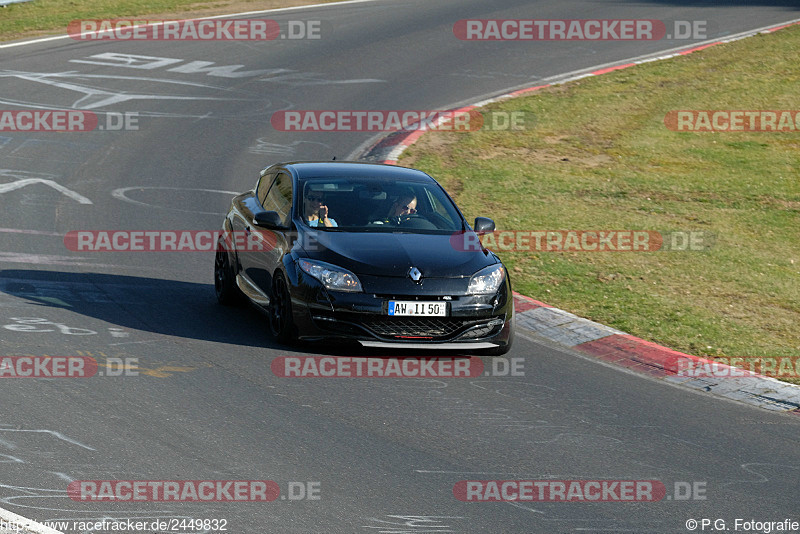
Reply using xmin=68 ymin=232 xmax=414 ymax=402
xmin=301 ymin=231 xmax=495 ymax=278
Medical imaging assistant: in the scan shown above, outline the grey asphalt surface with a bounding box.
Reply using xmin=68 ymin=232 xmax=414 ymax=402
xmin=1 ymin=1 xmax=799 ymax=532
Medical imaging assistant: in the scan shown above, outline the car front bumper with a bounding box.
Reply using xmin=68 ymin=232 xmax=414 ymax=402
xmin=288 ymin=267 xmax=514 ymax=348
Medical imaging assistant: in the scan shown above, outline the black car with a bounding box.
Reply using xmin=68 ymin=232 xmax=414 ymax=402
xmin=214 ymin=161 xmax=514 ymax=355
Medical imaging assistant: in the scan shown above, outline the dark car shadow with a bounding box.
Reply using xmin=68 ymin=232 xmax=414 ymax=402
xmin=0 ymin=269 xmax=307 ymax=352
xmin=0 ymin=270 xmax=489 ymax=359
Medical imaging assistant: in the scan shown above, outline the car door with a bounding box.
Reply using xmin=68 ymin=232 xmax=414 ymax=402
xmin=231 ymin=171 xmax=273 ymax=284
xmin=245 ymin=171 xmax=293 ymax=294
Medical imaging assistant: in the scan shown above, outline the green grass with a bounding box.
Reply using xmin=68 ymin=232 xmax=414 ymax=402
xmin=0 ymin=0 xmax=344 ymax=41
xmin=401 ymin=26 xmax=800 ymax=383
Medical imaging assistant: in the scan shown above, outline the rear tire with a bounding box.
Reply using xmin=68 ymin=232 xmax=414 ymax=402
xmin=269 ymin=273 xmax=297 ymax=345
xmin=214 ymin=245 xmax=244 ymax=306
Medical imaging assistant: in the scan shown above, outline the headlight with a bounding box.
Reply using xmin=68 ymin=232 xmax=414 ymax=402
xmin=467 ymin=264 xmax=506 ymax=295
xmin=298 ymin=259 xmax=363 ymax=292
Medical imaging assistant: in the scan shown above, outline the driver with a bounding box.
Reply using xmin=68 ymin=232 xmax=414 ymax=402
xmin=372 ymin=191 xmax=417 ymax=225
xmin=388 ymin=193 xmax=417 ymax=218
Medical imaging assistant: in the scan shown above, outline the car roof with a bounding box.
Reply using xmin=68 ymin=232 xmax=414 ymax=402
xmin=272 ymin=161 xmax=435 ymax=182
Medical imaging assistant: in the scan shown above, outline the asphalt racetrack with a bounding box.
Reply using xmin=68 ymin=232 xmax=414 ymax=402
xmin=1 ymin=1 xmax=799 ymax=532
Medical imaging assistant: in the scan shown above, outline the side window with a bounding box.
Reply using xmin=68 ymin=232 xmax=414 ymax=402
xmin=257 ymin=172 xmax=276 ymax=206
xmin=263 ymin=172 xmax=293 ymax=225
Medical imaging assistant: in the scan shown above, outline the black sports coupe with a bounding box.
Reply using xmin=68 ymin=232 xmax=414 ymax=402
xmin=214 ymin=161 xmax=514 ymax=355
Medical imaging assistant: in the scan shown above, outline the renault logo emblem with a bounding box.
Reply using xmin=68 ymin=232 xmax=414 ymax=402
xmin=408 ymin=267 xmax=422 ymax=282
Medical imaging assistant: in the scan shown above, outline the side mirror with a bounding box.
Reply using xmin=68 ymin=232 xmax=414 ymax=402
xmin=473 ymin=217 xmax=495 ymax=234
xmin=253 ymin=210 xmax=284 ymax=229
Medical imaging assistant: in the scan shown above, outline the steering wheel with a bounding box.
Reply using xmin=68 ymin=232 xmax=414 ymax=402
xmin=396 ymin=213 xmax=437 ymax=230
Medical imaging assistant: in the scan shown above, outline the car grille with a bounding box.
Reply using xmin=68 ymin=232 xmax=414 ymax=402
xmin=312 ymin=311 xmax=504 ymax=341
xmin=363 ymin=317 xmax=482 ymax=339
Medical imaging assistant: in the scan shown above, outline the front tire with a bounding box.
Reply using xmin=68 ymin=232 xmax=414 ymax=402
xmin=269 ymin=272 xmax=297 ymax=344
xmin=478 ymin=317 xmax=514 ymax=356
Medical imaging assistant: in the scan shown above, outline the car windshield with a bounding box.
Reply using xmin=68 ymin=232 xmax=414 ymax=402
xmin=297 ymin=177 xmax=466 ymax=233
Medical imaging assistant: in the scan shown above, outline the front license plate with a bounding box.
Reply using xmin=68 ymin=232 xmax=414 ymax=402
xmin=387 ymin=301 xmax=447 ymax=316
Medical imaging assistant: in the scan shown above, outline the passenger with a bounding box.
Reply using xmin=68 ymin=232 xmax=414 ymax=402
xmin=304 ymin=190 xmax=338 ymax=227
